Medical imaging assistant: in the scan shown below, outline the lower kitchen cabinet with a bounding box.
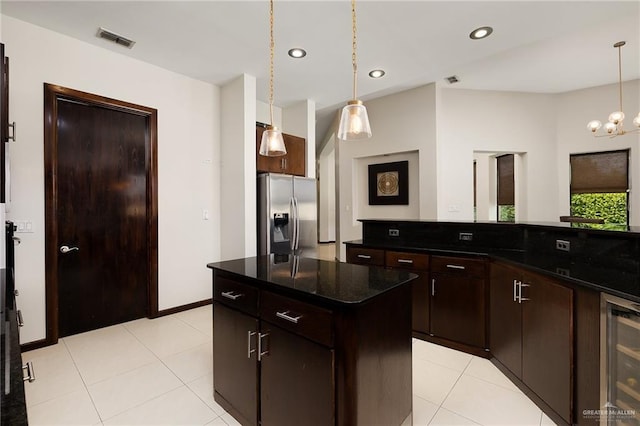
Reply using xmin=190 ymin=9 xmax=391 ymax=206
xmin=260 ymin=323 xmax=335 ymax=426
xmin=490 ymin=261 xmax=573 ymax=425
xmin=213 ymin=303 xmax=259 ymax=426
xmin=430 ymin=255 xmax=488 ymax=352
xmin=211 ymin=265 xmax=413 ymax=426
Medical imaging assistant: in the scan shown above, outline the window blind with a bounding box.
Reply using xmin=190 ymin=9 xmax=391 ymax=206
xmin=497 ymin=154 xmax=514 ymax=205
xmin=570 ymin=150 xmax=628 ymax=194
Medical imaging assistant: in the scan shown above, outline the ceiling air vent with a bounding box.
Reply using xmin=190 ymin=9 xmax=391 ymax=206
xmin=445 ymin=75 xmax=460 ymax=84
xmin=96 ymin=27 xmax=136 ymax=49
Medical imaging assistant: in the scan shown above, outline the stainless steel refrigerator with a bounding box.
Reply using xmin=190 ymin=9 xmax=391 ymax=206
xmin=258 ymin=173 xmax=317 ymax=256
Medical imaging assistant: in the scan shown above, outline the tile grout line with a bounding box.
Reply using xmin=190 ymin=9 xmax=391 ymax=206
xmin=60 ymin=337 xmax=105 ymax=424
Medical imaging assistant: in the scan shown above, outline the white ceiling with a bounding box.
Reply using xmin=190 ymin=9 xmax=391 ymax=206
xmin=2 ymin=0 xmax=640 ymax=146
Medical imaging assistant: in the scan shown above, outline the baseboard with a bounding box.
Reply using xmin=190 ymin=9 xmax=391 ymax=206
xmin=21 ymin=338 xmax=49 ymax=353
xmin=153 ymin=299 xmax=212 ymax=318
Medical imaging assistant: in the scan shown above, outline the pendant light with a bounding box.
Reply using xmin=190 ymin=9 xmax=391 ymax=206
xmin=259 ymin=0 xmax=286 ymax=156
xmin=587 ymin=41 xmax=640 ymax=138
xmin=337 ymin=0 xmax=372 ymax=141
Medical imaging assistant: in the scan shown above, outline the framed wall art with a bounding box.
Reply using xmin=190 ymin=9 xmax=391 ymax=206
xmin=368 ymin=160 xmax=409 ymax=205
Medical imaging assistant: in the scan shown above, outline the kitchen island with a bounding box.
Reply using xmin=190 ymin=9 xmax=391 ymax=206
xmin=207 ymin=255 xmax=417 ymax=426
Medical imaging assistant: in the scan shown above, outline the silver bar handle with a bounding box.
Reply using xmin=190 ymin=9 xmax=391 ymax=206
xmin=284 ymin=158 xmax=287 ymax=170
xmin=22 ymin=362 xmax=36 ymax=383
xmin=518 ymin=282 xmax=530 ymax=303
xmin=431 ymin=278 xmax=436 ymax=296
xmin=397 ymin=259 xmax=414 ymax=264
xmin=276 ymin=310 xmax=302 ymax=324
xmin=258 ymin=332 xmax=269 ymax=361
xmin=446 ymin=264 xmax=466 ymax=270
xmin=293 ymin=197 xmax=300 ymax=250
xmin=8 ymin=121 xmax=16 ymax=142
xmin=247 ymin=331 xmax=256 ymax=359
xmin=17 ymin=310 xmax=23 ymax=327
xmin=221 ymin=291 xmax=242 ymax=300
xmin=289 ymin=197 xmax=296 ymax=251
xmin=513 ymin=280 xmax=519 ymax=302
xmin=357 ymin=254 xmax=371 ymax=259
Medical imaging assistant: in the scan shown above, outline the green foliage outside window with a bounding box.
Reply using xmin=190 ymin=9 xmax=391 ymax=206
xmin=498 ymin=205 xmax=515 ymax=222
xmin=570 ymin=193 xmax=628 ymax=230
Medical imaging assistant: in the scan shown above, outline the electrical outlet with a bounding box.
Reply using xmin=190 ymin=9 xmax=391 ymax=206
xmin=388 ymin=229 xmax=400 ymax=237
xmin=556 ymin=240 xmax=570 ymax=252
xmin=459 ymin=232 xmax=473 ymax=241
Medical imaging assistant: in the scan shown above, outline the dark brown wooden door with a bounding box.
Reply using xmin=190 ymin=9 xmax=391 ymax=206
xmin=45 ymin=84 xmax=158 ymax=343
xmin=430 ymin=272 xmax=486 ymax=348
xmin=213 ymin=303 xmax=259 ymax=426
xmin=489 ymin=262 xmax=523 ymax=378
xmin=521 ymin=273 xmax=573 ymax=423
xmin=55 ymin=98 xmax=149 ymax=336
xmin=260 ymin=323 xmax=334 ymax=426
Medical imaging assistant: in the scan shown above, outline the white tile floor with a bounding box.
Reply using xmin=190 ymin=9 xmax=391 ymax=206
xmin=23 ymin=304 xmax=557 ymax=426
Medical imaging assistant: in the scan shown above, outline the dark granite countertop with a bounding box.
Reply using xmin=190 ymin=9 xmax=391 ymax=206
xmin=207 ymin=254 xmax=417 ymax=306
xmin=345 ymin=239 xmax=640 ymax=303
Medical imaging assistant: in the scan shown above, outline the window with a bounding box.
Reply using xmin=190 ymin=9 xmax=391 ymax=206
xmin=497 ymin=154 xmax=515 ymax=222
xmin=569 ymin=150 xmax=629 ymax=230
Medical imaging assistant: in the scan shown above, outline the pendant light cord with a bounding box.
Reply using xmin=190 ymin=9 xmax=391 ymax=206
xmin=269 ymin=0 xmax=275 ymax=126
xmin=351 ymin=0 xmax=358 ymax=101
xmin=617 ymin=43 xmax=623 ymax=114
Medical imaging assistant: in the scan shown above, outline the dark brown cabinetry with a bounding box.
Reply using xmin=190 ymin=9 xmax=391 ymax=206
xmin=256 ymin=125 xmax=306 ymax=177
xmin=490 ymin=261 xmax=573 ymax=424
xmin=430 ymin=255 xmax=487 ymax=351
xmin=212 ymin=265 xmax=411 ymax=426
xmin=386 ymin=251 xmax=430 ymax=335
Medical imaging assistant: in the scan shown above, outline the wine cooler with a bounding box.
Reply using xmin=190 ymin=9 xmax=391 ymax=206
xmin=601 ymin=293 xmax=640 ymax=426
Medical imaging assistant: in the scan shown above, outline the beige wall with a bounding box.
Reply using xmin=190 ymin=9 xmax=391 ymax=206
xmin=3 ymin=16 xmax=220 ymax=343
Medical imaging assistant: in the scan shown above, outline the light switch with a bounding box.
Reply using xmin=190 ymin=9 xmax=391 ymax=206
xmin=202 ymin=210 xmax=209 ymax=220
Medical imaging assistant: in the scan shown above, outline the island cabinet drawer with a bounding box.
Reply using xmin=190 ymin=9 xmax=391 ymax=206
xmin=431 ymin=255 xmax=486 ymax=278
xmin=213 ymin=276 xmax=259 ymax=316
xmin=386 ymin=251 xmax=429 ymax=271
xmin=260 ymin=291 xmax=333 ymax=347
xmin=346 ymin=247 xmax=385 ymax=266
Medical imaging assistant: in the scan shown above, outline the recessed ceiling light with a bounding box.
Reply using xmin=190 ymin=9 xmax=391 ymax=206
xmin=288 ymin=48 xmax=307 ymax=58
xmin=369 ymin=69 xmax=385 ymax=78
xmin=470 ymin=26 xmax=493 ymax=40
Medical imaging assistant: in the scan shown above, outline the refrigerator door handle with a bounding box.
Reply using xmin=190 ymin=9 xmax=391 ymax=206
xmin=289 ymin=197 xmax=296 ymax=251
xmin=294 ymin=197 xmax=300 ymax=251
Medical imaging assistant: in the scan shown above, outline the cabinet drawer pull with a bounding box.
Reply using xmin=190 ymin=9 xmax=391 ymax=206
xmin=221 ymin=291 xmax=243 ymax=300
xmin=517 ymin=282 xmax=530 ymax=303
xmin=513 ymin=280 xmax=519 ymax=302
xmin=22 ymin=362 xmax=35 ymax=383
xmin=17 ymin=310 xmax=24 ymax=327
xmin=397 ymin=259 xmax=413 ymax=264
xmin=8 ymin=121 xmax=16 ymax=142
xmin=357 ymin=254 xmax=372 ymax=260
xmin=247 ymin=331 xmax=257 ymax=359
xmin=276 ymin=310 xmax=303 ymax=324
xmin=258 ymin=332 xmax=269 ymax=361
xmin=431 ymin=278 xmax=436 ymax=296
xmin=446 ymin=264 xmax=465 ymax=270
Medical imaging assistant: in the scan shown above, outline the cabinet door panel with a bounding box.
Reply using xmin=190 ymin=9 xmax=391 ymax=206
xmin=411 ymin=274 xmax=430 ymax=334
xmin=522 ymin=274 xmax=573 ymax=423
xmin=431 ymin=273 xmax=486 ymax=348
xmin=213 ymin=303 xmax=259 ymax=426
xmin=489 ymin=263 xmax=522 ymax=378
xmin=283 ymin=134 xmax=306 ymax=176
xmin=260 ymin=323 xmax=335 ymax=426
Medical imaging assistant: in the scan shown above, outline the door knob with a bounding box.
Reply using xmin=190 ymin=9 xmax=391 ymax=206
xmin=60 ymin=245 xmax=79 ymax=254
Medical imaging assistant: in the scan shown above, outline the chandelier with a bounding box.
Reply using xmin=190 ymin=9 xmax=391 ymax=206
xmin=587 ymin=41 xmax=640 ymax=138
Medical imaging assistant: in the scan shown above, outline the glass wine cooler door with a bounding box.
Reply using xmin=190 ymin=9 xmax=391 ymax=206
xmin=602 ymin=293 xmax=640 ymax=426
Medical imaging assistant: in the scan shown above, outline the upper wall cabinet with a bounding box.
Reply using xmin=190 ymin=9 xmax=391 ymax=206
xmin=256 ymin=125 xmax=306 ymax=177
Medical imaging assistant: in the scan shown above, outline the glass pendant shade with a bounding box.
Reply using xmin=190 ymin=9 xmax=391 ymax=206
xmin=608 ymin=111 xmax=625 ymax=124
xmin=338 ymin=100 xmax=372 ymax=140
xmin=634 ymin=114 xmax=640 ymax=128
xmin=604 ymin=122 xmax=617 ymax=134
xmin=259 ymin=126 xmax=286 ymax=156
xmin=587 ymin=120 xmax=602 ymax=132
